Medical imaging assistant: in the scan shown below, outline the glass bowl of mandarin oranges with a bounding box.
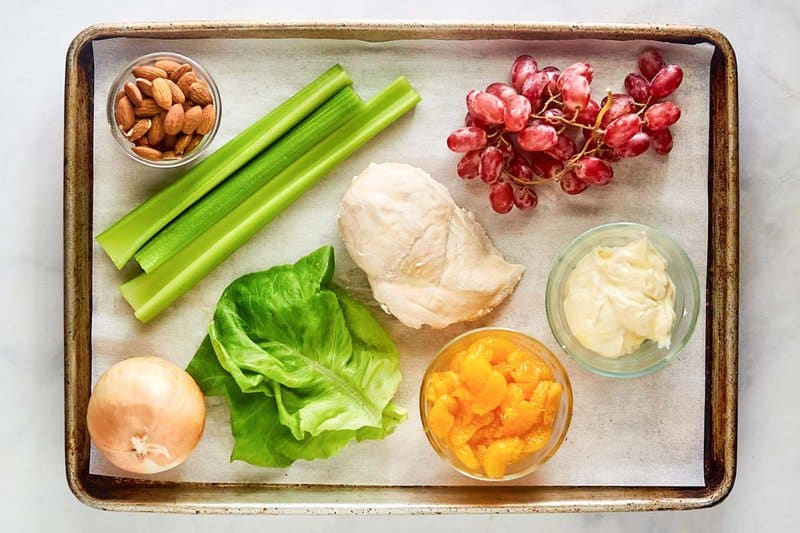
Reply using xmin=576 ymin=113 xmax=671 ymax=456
xmin=420 ymin=327 xmax=573 ymax=481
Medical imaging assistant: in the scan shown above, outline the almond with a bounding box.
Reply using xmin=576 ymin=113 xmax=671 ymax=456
xmin=134 ymin=136 xmax=150 ymax=147
xmin=115 ymin=90 xmax=125 ymax=103
xmin=154 ymin=59 xmax=182 ymax=75
xmin=162 ymin=134 xmax=177 ymax=151
xmin=124 ymin=82 xmax=143 ymax=106
xmin=136 ymin=78 xmax=154 ymax=97
xmin=174 ymin=133 xmax=192 ymax=155
xmin=148 ymin=113 xmax=166 ymax=145
xmin=126 ymin=119 xmax=152 ymax=141
xmin=132 ymin=146 xmax=163 ymax=161
xmin=177 ymin=71 xmax=198 ymax=96
xmin=135 ymin=98 xmax=161 ymax=117
xmin=162 ymin=150 xmax=177 ymax=159
xmin=181 ymin=105 xmax=203 ymax=134
xmin=152 ymin=78 xmax=173 ymax=110
xmin=196 ymin=104 xmax=216 ymax=135
xmin=188 ymin=82 xmax=213 ymax=106
xmin=164 ymin=103 xmax=185 ymax=135
xmin=170 ymin=63 xmax=192 ymax=83
xmin=115 ymin=95 xmax=135 ymax=130
xmin=166 ymin=80 xmax=186 ymax=104
xmin=185 ymin=134 xmax=204 ymax=154
xmin=131 ymin=65 xmax=167 ymax=81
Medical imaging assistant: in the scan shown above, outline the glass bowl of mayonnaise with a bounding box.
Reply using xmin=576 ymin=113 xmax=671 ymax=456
xmin=545 ymin=222 xmax=700 ymax=378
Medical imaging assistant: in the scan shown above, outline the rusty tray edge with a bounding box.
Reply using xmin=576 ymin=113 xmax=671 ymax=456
xmin=64 ymin=21 xmax=738 ymax=514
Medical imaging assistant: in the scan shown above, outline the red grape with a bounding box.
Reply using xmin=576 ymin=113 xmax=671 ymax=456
xmin=597 ymin=147 xmax=622 ymax=162
xmin=650 ymin=65 xmax=683 ymax=99
xmin=467 ymin=91 xmax=506 ymax=124
xmin=648 ymin=127 xmax=673 ymax=154
xmin=600 ymin=93 xmax=635 ymax=127
xmin=447 ymin=127 xmax=487 ymax=152
xmin=560 ymin=171 xmax=589 ymax=194
xmin=557 ymin=62 xmax=593 ymax=89
xmin=638 ymin=48 xmax=665 ymax=80
xmin=576 ymin=99 xmax=600 ymax=126
xmin=486 ymin=82 xmax=518 ymax=103
xmin=644 ymin=102 xmax=681 ymax=130
xmin=624 ymin=73 xmax=651 ymax=102
xmin=521 ymin=70 xmax=550 ymax=109
xmin=603 ymin=113 xmax=642 ymax=148
xmin=465 ymin=111 xmax=489 ymax=129
xmin=479 ymin=146 xmax=504 ymax=184
xmin=457 ymin=150 xmax=481 ymax=179
xmin=613 ymin=131 xmax=650 ymax=157
xmin=561 ymin=74 xmax=590 ymax=112
xmin=575 ymin=156 xmax=613 ymax=185
xmin=503 ymin=94 xmax=532 ymax=132
xmin=508 ymin=157 xmax=535 ymax=182
xmin=518 ymin=123 xmax=558 ymax=152
xmin=545 ymin=134 xmax=578 ymax=160
xmin=542 ymin=108 xmax=563 ymax=126
xmin=540 ymin=66 xmax=561 ymax=95
xmin=489 ymin=181 xmax=514 ymax=213
xmin=513 ymin=186 xmax=538 ymax=209
xmin=529 ymin=152 xmax=563 ymax=179
xmin=511 ymin=55 xmax=538 ymax=92
xmin=495 ymin=139 xmax=516 ymax=159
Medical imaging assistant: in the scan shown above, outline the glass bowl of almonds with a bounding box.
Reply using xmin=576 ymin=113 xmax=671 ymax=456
xmin=107 ymin=52 xmax=221 ymax=168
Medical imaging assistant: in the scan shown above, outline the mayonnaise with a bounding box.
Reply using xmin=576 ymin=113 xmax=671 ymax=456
xmin=562 ymin=236 xmax=676 ymax=358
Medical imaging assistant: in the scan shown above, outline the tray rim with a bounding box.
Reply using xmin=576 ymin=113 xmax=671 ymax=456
xmin=64 ymin=20 xmax=738 ymax=514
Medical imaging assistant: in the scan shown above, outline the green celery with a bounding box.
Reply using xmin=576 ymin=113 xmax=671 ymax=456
xmin=96 ymin=65 xmax=352 ymax=269
xmin=135 ymin=87 xmax=363 ymax=273
xmin=120 ymin=77 xmax=421 ymax=322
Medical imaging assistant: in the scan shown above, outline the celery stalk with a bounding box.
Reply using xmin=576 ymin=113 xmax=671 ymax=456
xmin=96 ymin=65 xmax=352 ymax=269
xmin=120 ymin=77 xmax=421 ymax=322
xmin=135 ymin=87 xmax=363 ymax=273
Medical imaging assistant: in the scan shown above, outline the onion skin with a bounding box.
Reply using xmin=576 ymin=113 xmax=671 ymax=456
xmin=87 ymin=356 xmax=206 ymax=474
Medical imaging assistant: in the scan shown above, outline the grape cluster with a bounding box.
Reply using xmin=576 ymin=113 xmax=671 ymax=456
xmin=447 ymin=49 xmax=683 ymax=213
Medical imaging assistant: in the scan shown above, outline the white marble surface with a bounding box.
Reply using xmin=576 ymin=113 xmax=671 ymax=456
xmin=0 ymin=0 xmax=796 ymax=531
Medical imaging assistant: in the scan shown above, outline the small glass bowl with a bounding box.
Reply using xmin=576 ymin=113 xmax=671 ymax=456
xmin=106 ymin=52 xmax=221 ymax=168
xmin=419 ymin=327 xmax=573 ymax=481
xmin=545 ymin=222 xmax=700 ymax=378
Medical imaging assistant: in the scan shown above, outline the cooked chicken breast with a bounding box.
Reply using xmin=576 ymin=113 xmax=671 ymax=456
xmin=338 ymin=163 xmax=524 ymax=329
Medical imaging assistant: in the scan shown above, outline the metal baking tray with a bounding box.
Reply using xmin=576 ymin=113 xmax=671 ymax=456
xmin=64 ymin=21 xmax=738 ymax=514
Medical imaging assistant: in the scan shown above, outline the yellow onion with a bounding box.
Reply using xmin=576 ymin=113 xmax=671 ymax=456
xmin=87 ymin=356 xmax=206 ymax=474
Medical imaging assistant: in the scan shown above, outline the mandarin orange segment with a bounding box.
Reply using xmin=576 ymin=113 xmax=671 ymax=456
xmin=472 ymin=370 xmax=507 ymax=415
xmin=543 ymin=382 xmax=563 ymax=426
xmin=428 ymin=399 xmax=455 ymax=440
xmin=523 ymin=425 xmax=553 ymax=453
xmin=499 ymin=399 xmax=541 ymax=437
xmin=460 ymin=354 xmax=493 ymax=393
xmin=448 ymin=350 xmax=469 ymax=372
xmin=483 ymin=438 xmax=523 ymax=478
xmin=453 ymin=444 xmax=481 ymax=471
xmin=484 ymin=336 xmax=517 ymax=363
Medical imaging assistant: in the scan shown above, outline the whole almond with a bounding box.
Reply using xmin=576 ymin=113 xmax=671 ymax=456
xmin=166 ymin=80 xmax=186 ymax=104
xmin=136 ymin=78 xmax=154 ymax=97
xmin=135 ymin=98 xmax=161 ymax=117
xmin=115 ymin=96 xmax=135 ymax=130
xmin=196 ymin=104 xmax=216 ymax=135
xmin=170 ymin=63 xmax=192 ymax=83
xmin=132 ymin=65 xmax=167 ymax=81
xmin=185 ymin=134 xmax=203 ymax=154
xmin=115 ymin=90 xmax=125 ymax=103
xmin=188 ymin=82 xmax=213 ymax=106
xmin=152 ymin=78 xmax=173 ymax=110
xmin=164 ymin=104 xmax=185 ymax=135
xmin=162 ymin=150 xmax=177 ymax=159
xmin=148 ymin=113 xmax=166 ymax=145
xmin=177 ymin=71 xmax=198 ymax=96
xmin=134 ymin=136 xmax=150 ymax=147
xmin=154 ymin=59 xmax=182 ymax=75
xmin=181 ymin=105 xmax=203 ymax=134
xmin=132 ymin=146 xmax=163 ymax=161
xmin=126 ymin=119 xmax=152 ymax=142
xmin=162 ymin=134 xmax=177 ymax=151
xmin=124 ymin=82 xmax=143 ymax=106
xmin=174 ymin=133 xmax=192 ymax=155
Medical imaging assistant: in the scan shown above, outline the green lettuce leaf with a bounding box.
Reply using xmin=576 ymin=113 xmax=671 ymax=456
xmin=187 ymin=336 xmax=405 ymax=466
xmin=186 ymin=246 xmax=406 ymax=466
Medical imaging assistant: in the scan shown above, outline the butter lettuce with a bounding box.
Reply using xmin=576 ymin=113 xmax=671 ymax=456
xmin=186 ymin=246 xmax=405 ymax=466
